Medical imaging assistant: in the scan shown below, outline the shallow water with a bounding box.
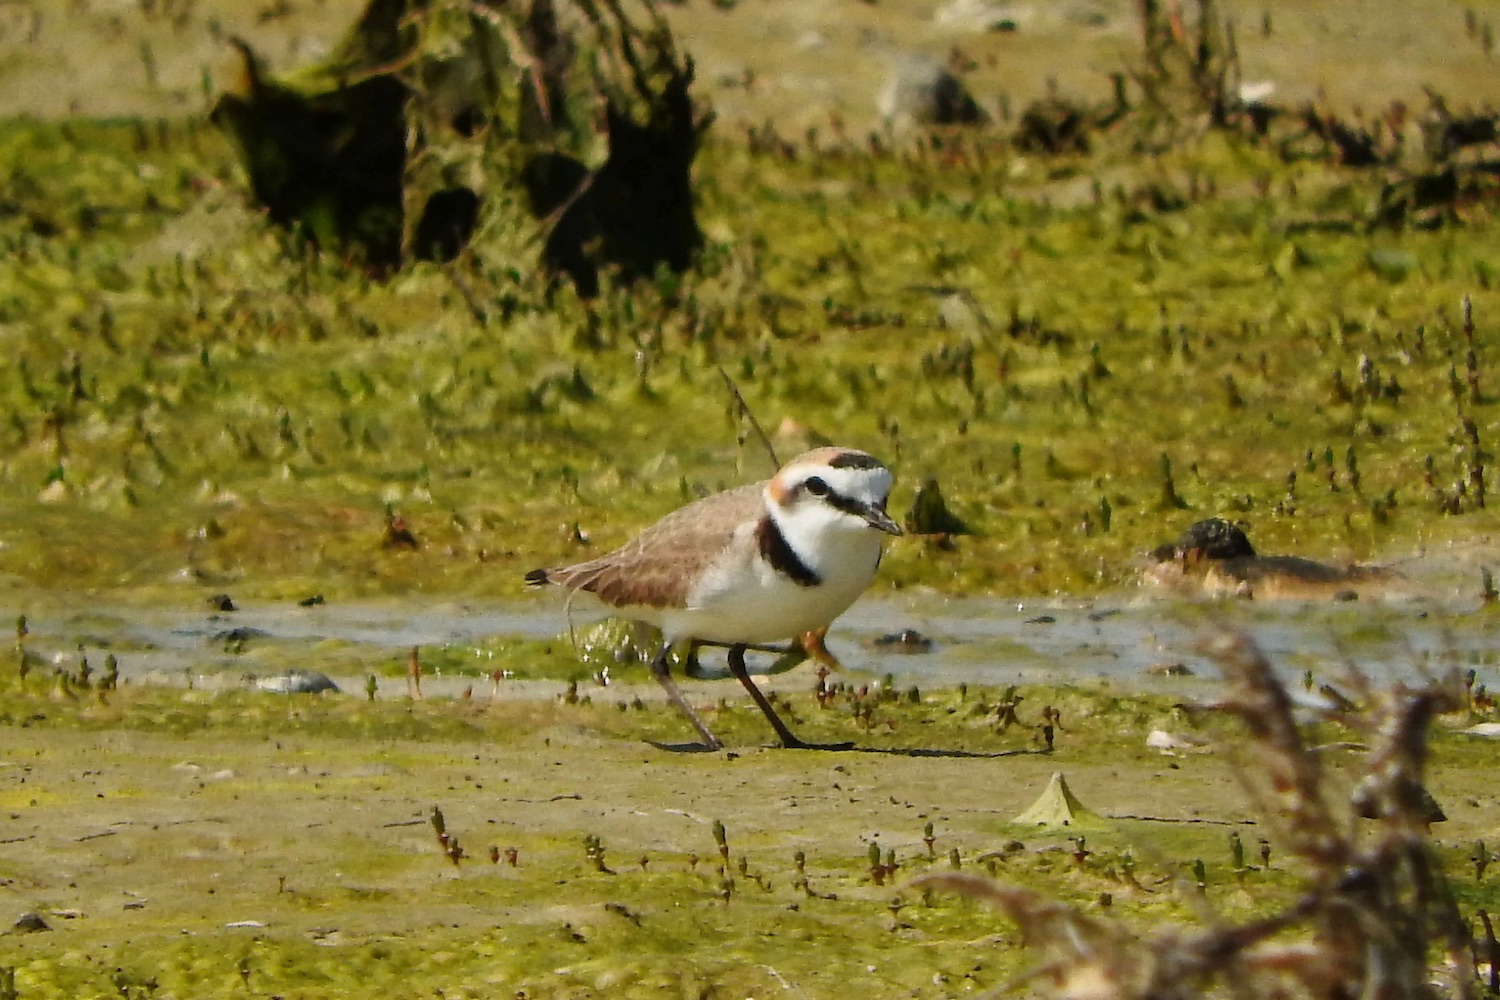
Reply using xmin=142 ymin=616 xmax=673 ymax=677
xmin=9 ymin=555 xmax=1499 ymax=700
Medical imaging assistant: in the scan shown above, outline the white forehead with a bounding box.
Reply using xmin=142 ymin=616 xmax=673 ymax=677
xmin=778 ymin=459 xmax=893 ymax=502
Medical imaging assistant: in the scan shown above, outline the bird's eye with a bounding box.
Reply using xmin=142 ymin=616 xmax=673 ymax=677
xmin=805 ymin=476 xmax=830 ymax=497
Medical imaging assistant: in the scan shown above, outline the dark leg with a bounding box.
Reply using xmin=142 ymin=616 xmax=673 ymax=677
xmin=650 ymin=643 xmax=722 ymax=751
xmin=727 ymin=645 xmax=814 ymax=749
xmin=699 ymin=639 xmax=794 ymax=655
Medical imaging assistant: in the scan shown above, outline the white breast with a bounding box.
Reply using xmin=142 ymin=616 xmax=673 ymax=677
xmin=665 ymin=519 xmax=885 ymax=645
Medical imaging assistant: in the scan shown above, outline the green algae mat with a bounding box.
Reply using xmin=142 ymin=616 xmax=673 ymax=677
xmin=3 ymin=111 xmax=1500 ymax=607
xmin=7 ymin=674 xmax=1500 ymax=998
xmin=2 ymin=4 xmax=1500 ymax=604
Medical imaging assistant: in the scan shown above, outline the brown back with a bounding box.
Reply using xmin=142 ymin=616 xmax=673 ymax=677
xmin=540 ymin=483 xmax=766 ymax=609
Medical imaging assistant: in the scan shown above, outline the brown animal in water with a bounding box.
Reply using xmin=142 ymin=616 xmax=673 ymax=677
xmin=1143 ymin=518 xmax=1401 ymax=601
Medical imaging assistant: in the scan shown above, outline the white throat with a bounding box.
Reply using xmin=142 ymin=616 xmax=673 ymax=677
xmin=767 ymin=496 xmax=886 ymax=593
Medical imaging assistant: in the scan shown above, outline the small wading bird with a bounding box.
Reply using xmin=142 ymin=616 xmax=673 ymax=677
xmin=527 ymin=447 xmax=901 ymax=750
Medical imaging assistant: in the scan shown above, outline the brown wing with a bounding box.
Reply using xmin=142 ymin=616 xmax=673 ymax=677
xmin=533 ymin=483 xmax=766 ymax=610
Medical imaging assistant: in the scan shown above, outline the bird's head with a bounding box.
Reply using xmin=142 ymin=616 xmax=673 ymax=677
xmin=765 ymin=447 xmax=901 ymax=537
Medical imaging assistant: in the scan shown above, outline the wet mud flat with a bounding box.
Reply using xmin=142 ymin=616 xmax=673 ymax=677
xmin=6 ymin=539 xmax=1499 ymax=696
xmin=7 ymin=575 xmax=1500 ymax=997
xmin=7 ymin=0 xmax=1500 ymax=127
xmin=4 ymin=0 xmax=1500 ymax=993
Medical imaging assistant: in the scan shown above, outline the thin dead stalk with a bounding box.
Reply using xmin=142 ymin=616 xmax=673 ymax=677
xmin=717 ymin=367 xmax=780 ymax=472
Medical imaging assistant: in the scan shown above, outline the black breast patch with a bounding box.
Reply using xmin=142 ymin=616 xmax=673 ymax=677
xmin=755 ymin=516 xmax=821 ymax=587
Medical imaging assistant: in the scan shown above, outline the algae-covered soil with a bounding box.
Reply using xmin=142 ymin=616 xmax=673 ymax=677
xmin=1 ymin=3 xmax=1500 ymax=604
xmin=7 ymin=673 xmax=1500 ymax=999
xmin=6 ymin=0 xmax=1500 ymax=997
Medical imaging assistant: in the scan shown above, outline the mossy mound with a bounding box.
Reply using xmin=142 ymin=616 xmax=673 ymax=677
xmin=212 ymin=0 xmax=710 ymax=292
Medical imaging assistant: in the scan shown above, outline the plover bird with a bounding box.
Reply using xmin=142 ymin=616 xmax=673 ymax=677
xmin=526 ymin=447 xmax=902 ymax=750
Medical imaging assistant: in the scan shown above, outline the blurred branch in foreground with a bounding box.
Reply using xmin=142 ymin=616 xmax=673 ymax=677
xmin=916 ymin=631 xmax=1475 ymax=1000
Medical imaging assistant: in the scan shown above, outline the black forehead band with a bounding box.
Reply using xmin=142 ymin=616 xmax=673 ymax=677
xmin=828 ymin=452 xmax=883 ymax=470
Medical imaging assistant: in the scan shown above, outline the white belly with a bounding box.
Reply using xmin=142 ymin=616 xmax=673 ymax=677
xmin=658 ymin=532 xmax=883 ymax=645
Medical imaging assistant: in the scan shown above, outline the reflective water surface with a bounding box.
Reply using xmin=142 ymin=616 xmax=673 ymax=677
xmin=9 ymin=548 xmax=1499 ymax=699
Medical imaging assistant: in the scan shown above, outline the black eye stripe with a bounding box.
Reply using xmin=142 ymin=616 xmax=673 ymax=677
xmin=797 ymin=475 xmax=884 ymax=517
xmin=823 ymin=490 xmax=874 ymax=518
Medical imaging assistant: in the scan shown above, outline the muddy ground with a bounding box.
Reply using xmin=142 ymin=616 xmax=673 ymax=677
xmin=5 ymin=1 xmax=1500 ymax=130
xmin=4 ymin=625 xmax=1500 ymax=997
xmin=4 ymin=1 xmax=1500 ymax=996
